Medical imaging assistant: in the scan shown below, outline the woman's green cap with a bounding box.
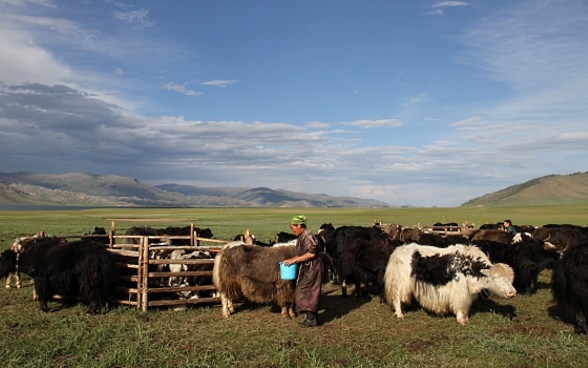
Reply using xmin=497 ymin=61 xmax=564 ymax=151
xmin=290 ymin=215 xmax=307 ymax=225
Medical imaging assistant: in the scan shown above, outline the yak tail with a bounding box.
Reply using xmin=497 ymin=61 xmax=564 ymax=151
xmin=79 ymin=249 xmax=119 ymax=303
xmin=551 ymin=258 xmax=567 ymax=309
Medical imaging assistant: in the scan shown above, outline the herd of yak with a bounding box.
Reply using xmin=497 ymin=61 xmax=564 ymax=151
xmin=1 ymin=221 xmax=588 ymax=333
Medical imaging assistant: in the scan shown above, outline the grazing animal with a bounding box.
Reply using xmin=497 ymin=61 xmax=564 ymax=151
xmin=473 ymin=236 xmax=560 ymax=296
xmin=275 ymin=231 xmax=298 ymax=244
xmin=432 ymin=222 xmax=459 ymax=233
xmin=85 ymin=227 xmax=110 ymax=244
xmin=165 ymin=249 xmax=216 ymax=300
xmin=336 ymin=237 xmax=401 ymax=301
xmin=532 ymin=226 xmax=588 ymax=253
xmin=0 ymin=238 xmax=118 ymax=314
xmin=319 ymin=225 xmax=388 ymax=269
xmin=479 ymin=223 xmax=503 ymax=230
xmin=399 ymin=227 xmax=424 ymax=243
xmin=414 ymin=233 xmax=466 ymax=248
xmin=551 ymin=242 xmax=588 ymax=334
xmin=468 ymin=229 xmax=514 ymax=244
xmin=384 ymin=243 xmax=516 ymax=325
xmin=212 ymin=242 xmax=297 ymax=318
xmin=5 ymin=233 xmax=61 ymax=290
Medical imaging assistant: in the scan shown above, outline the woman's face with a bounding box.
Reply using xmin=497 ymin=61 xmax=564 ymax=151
xmin=290 ymin=224 xmax=304 ymax=236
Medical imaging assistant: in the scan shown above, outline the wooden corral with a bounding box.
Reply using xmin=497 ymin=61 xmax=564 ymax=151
xmin=421 ymin=221 xmax=475 ymax=236
xmin=55 ymin=222 xmax=229 ymax=311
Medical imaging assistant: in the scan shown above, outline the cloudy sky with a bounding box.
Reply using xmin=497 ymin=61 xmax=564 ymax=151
xmin=1 ymin=0 xmax=587 ymax=206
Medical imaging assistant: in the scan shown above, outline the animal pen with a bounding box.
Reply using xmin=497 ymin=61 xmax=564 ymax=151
xmin=60 ymin=222 xmax=238 ymax=312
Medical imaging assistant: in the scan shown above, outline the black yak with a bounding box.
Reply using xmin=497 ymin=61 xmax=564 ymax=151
xmin=0 ymin=237 xmax=118 ymax=314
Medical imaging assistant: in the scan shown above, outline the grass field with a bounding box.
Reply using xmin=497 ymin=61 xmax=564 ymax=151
xmin=1 ymin=205 xmax=588 ymax=367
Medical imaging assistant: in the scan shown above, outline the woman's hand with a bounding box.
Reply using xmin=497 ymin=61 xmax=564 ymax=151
xmin=283 ymin=252 xmax=314 ymax=266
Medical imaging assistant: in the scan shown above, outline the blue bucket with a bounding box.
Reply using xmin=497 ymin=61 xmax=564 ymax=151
xmin=279 ymin=262 xmax=297 ymax=280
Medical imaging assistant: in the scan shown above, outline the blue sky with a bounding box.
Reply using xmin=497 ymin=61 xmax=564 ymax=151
xmin=1 ymin=0 xmax=587 ymax=206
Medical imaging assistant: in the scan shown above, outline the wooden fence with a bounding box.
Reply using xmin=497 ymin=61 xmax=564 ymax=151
xmin=62 ymin=222 xmax=230 ymax=311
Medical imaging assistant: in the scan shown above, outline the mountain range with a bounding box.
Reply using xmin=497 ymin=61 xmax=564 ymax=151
xmin=0 ymin=172 xmax=393 ymax=208
xmin=1 ymin=171 xmax=587 ymax=208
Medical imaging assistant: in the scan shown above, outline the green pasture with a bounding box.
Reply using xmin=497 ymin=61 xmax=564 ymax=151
xmin=1 ymin=205 xmax=588 ymax=367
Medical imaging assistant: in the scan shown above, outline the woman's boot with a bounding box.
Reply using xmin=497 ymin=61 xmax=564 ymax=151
xmin=299 ymin=312 xmax=318 ymax=327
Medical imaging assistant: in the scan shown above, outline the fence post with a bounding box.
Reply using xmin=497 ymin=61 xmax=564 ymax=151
xmin=141 ymin=236 xmax=149 ymax=312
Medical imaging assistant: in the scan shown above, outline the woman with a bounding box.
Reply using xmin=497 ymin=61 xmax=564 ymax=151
xmin=282 ymin=215 xmax=324 ymax=327
xmin=504 ymin=219 xmax=517 ymax=235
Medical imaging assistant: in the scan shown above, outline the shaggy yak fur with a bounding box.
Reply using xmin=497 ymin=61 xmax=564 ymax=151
xmin=468 ymin=230 xmax=514 ymax=244
xmin=384 ymin=243 xmax=516 ymax=325
xmin=212 ymin=242 xmax=297 ymax=318
xmin=0 ymin=237 xmax=118 ymax=314
xmin=212 ymin=242 xmax=332 ymax=318
xmin=551 ymin=242 xmax=588 ymax=334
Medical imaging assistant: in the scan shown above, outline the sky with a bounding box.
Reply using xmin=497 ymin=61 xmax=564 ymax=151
xmin=0 ymin=0 xmax=587 ymax=207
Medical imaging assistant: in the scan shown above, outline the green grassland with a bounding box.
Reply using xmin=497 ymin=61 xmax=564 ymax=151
xmin=1 ymin=205 xmax=588 ymax=367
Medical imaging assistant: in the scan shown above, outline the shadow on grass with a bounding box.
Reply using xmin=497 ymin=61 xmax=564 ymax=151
xmin=471 ymin=296 xmax=518 ymax=320
xmin=547 ymin=302 xmax=578 ymax=331
xmin=319 ymin=286 xmax=373 ymax=323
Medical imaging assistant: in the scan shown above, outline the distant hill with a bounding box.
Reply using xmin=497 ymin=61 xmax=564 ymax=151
xmin=0 ymin=172 xmax=392 ymax=208
xmin=462 ymin=172 xmax=588 ymax=207
xmin=158 ymin=184 xmax=391 ymax=208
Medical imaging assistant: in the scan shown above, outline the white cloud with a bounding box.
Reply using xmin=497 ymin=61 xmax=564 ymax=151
xmin=202 ymin=80 xmax=239 ymax=87
xmin=0 ymin=24 xmax=72 ymax=85
xmin=424 ymin=1 xmax=469 ymax=15
xmin=113 ymin=9 xmax=152 ymax=27
xmin=342 ymin=119 xmax=404 ymax=129
xmin=429 ymin=1 xmax=469 ymax=8
xmin=423 ymin=10 xmax=444 ymax=16
xmin=162 ymin=83 xmax=202 ymax=96
xmin=8 ymin=14 xmax=94 ymax=37
xmin=305 ymin=121 xmax=330 ymax=130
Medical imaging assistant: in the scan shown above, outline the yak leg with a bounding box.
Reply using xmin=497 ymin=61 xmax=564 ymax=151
xmin=288 ymin=306 xmax=297 ymax=318
xmin=5 ymin=272 xmax=13 ymax=288
xmin=220 ymin=293 xmax=232 ymax=318
xmin=34 ymin=277 xmax=52 ymax=313
xmin=393 ymin=297 xmax=404 ymax=319
xmin=354 ymin=280 xmax=364 ymax=297
xmin=456 ymin=310 xmax=470 ymax=325
xmin=86 ymin=300 xmax=100 ymax=315
xmin=280 ymin=306 xmax=290 ymax=318
xmin=576 ymin=311 xmax=588 ymax=334
xmin=4 ymin=272 xmax=21 ymax=288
